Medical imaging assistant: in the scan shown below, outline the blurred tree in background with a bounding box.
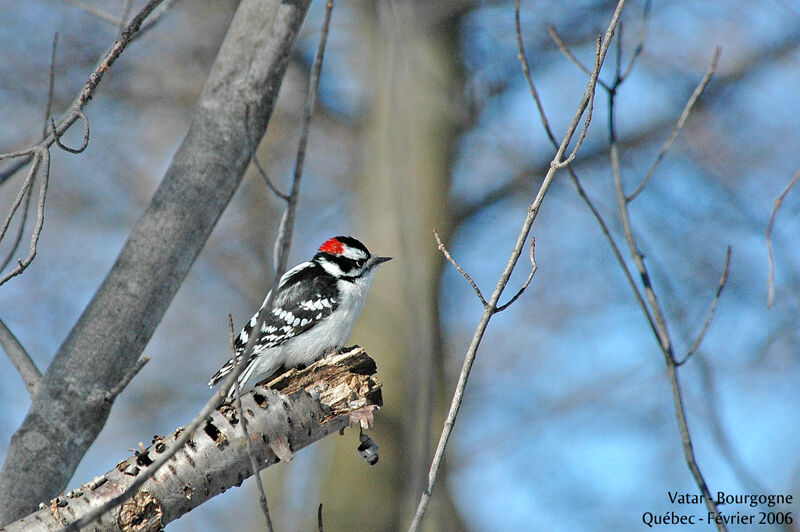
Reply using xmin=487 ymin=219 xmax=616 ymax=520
xmin=1 ymin=0 xmax=800 ymax=530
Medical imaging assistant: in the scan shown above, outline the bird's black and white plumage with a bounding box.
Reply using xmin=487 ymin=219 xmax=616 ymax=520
xmin=209 ymin=236 xmax=390 ymax=397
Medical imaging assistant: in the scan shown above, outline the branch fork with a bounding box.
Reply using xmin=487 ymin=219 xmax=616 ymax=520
xmin=433 ymin=229 xmax=536 ymax=313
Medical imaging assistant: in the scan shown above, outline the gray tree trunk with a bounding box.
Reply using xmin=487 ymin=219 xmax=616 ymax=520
xmin=0 ymin=0 xmax=311 ymax=523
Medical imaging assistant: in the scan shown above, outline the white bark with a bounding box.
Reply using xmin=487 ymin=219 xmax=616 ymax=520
xmin=1 ymin=348 xmax=382 ymax=532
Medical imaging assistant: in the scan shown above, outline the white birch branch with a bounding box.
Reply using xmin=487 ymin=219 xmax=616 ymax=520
xmin=1 ymin=348 xmax=381 ymax=532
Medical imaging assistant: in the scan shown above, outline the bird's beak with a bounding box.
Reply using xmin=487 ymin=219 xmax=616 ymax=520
xmin=367 ymin=255 xmax=392 ymax=269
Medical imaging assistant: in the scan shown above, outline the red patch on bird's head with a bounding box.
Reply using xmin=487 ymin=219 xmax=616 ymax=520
xmin=319 ymin=237 xmax=344 ymax=255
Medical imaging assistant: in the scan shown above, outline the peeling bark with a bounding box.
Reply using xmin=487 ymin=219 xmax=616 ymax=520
xmin=1 ymin=348 xmax=382 ymax=532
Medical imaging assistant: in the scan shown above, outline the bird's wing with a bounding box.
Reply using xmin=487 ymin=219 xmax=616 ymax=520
xmin=208 ymin=264 xmax=339 ymax=387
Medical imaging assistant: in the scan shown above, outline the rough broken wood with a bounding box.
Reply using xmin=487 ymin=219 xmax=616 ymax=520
xmin=1 ymin=347 xmax=381 ymax=532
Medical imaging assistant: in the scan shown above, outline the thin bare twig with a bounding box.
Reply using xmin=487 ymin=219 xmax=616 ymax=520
xmin=614 ymin=20 xmax=624 ymax=85
xmin=318 ymin=503 xmax=324 ymax=532
xmin=612 ymin=156 xmax=727 ymax=531
xmin=515 ymin=0 xmax=557 ymax=145
xmin=243 ymin=107 xmax=289 ymax=203
xmin=50 ymin=112 xmax=90 ymax=154
xmin=548 ymin=26 xmax=612 ymax=92
xmin=525 ymin=6 xmax=675 ymax=502
xmin=66 ymin=0 xmax=180 ymax=38
xmin=409 ymin=3 xmax=626 ymax=529
xmin=119 ymin=0 xmax=134 ymax=35
xmin=618 ymin=0 xmax=650 ymax=82
xmin=63 ymin=0 xmax=120 ymax=25
xmin=667 ymin=362 xmax=725 ymax=528
xmin=135 ymin=0 xmax=185 ymax=41
xmin=0 ymin=33 xmax=58 ymax=270
xmin=0 ymin=181 xmax=33 ymax=273
xmin=495 ymin=237 xmax=537 ymax=312
xmin=678 ymin=246 xmax=731 ymax=365
xmin=544 ymin=22 xmax=661 ymax=336
xmin=0 ymin=31 xmax=57 ymax=186
xmin=77 ymin=0 xmax=164 ymax=105
xmin=22 ymin=151 xmax=50 ymax=259
xmin=0 ymin=147 xmax=37 ymax=163
xmin=433 ymin=228 xmax=487 ymax=308
xmin=104 ymin=357 xmax=150 ymax=400
xmin=627 ymin=48 xmax=719 ymax=201
xmin=253 ymin=154 xmax=289 ymax=200
xmin=65 ymin=0 xmax=172 ymax=37
xmin=229 ymin=315 xmax=274 ymax=531
xmin=0 ymin=316 xmax=42 ymax=397
xmin=611 ymin=129 xmax=672 ymax=355
xmin=275 ymin=0 xmax=334 ymax=273
xmin=607 ymin=35 xmax=726 ymax=532
xmin=0 ymin=0 xmax=165 ymax=286
xmin=534 ymin=25 xmax=602 ymax=169
xmin=569 ymin=173 xmax=659 ymax=336
xmin=556 ymin=36 xmax=601 ymax=168
xmin=766 ymin=169 xmax=800 ymax=307
xmin=0 ymin=149 xmax=51 ymax=287
xmin=43 ymin=33 xmax=59 ymax=139
xmin=0 ymin=156 xmax=41 ymax=245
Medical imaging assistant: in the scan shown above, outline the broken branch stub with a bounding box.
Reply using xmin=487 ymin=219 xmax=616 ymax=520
xmin=1 ymin=347 xmax=381 ymax=532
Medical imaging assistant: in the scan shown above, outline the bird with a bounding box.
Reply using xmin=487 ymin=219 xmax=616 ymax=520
xmin=209 ymin=235 xmax=391 ymax=397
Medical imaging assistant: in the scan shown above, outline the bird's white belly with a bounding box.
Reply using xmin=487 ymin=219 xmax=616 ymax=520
xmin=245 ymin=275 xmax=372 ymax=388
xmin=284 ymin=277 xmax=369 ymax=366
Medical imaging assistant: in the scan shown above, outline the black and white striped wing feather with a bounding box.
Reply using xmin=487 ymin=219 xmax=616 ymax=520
xmin=208 ymin=262 xmax=339 ymax=387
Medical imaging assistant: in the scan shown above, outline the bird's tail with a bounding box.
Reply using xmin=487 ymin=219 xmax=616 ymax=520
xmin=208 ymin=353 xmax=258 ymax=399
xmin=209 ymin=353 xmax=283 ymax=400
